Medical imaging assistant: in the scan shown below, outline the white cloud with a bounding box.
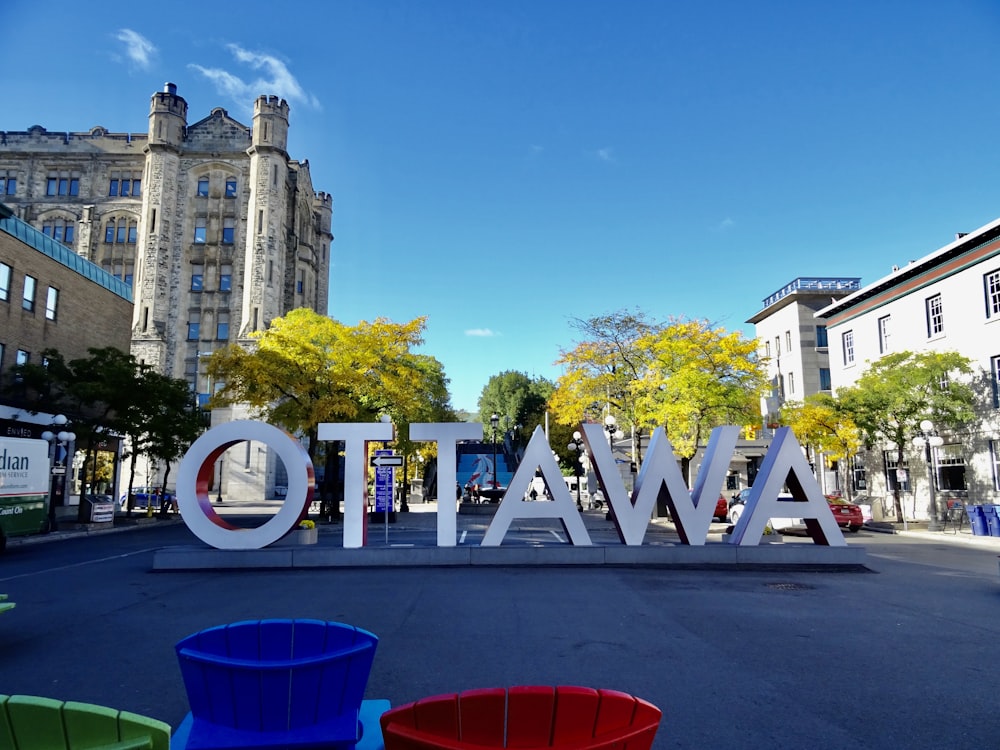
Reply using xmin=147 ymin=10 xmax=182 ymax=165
xmin=594 ymin=147 xmax=616 ymax=163
xmin=189 ymin=44 xmax=320 ymax=110
xmin=115 ymin=29 xmax=156 ymax=70
xmin=712 ymin=217 xmax=735 ymax=232
xmin=465 ymin=328 xmax=499 ymax=337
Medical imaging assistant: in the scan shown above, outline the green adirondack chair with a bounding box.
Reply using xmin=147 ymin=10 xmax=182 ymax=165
xmin=0 ymin=695 xmax=170 ymax=750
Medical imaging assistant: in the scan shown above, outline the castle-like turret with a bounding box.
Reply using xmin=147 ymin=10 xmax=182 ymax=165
xmin=133 ymin=83 xmax=189 ymax=370
xmin=148 ymin=82 xmax=187 ymax=149
xmin=241 ymin=96 xmax=291 ymax=338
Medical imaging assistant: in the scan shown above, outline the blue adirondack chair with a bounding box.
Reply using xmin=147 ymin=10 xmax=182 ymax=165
xmin=172 ymin=619 xmax=388 ymax=750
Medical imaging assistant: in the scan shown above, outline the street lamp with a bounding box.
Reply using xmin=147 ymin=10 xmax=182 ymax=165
xmin=41 ymin=414 xmax=75 ymax=533
xmin=490 ymin=413 xmax=499 ymax=489
xmin=567 ymin=431 xmax=586 ymax=511
xmin=604 ymin=414 xmax=624 ymax=444
xmin=912 ymin=419 xmax=945 ymax=531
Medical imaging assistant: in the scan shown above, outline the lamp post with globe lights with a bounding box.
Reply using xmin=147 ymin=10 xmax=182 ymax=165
xmin=566 ymin=432 xmax=586 ymax=511
xmin=912 ymin=419 xmax=945 ymax=531
xmin=41 ymin=414 xmax=75 ymax=533
xmin=604 ymin=414 xmax=624 ymax=445
xmin=490 ymin=413 xmax=500 ymax=489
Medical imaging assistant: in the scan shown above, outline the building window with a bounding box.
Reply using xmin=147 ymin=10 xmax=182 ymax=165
xmin=878 ymin=315 xmax=891 ymax=354
xmin=16 ymin=350 xmax=29 ymax=367
xmin=187 ymin=313 xmax=200 ymax=341
xmin=934 ymin=444 xmax=967 ymax=492
xmin=986 ymin=269 xmax=1000 ymax=319
xmin=22 ymin=275 xmax=36 ymax=312
xmin=297 ymin=271 xmax=304 ymax=294
xmin=842 ymin=330 xmax=855 ymax=365
xmin=104 ymin=218 xmax=137 ymax=244
xmin=0 ymin=343 xmax=4 ymax=367
xmin=764 ymin=340 xmax=771 ymax=358
xmin=926 ymin=294 xmax=944 ymax=337
xmin=191 ymin=265 xmax=204 ymax=292
xmin=815 ymin=325 xmax=828 ymax=348
xmin=991 ymin=440 xmax=1000 ymax=492
xmin=45 ymin=287 xmax=59 ymax=321
xmin=194 ymin=219 xmax=207 ymax=244
xmin=197 ymin=177 xmax=209 ymax=197
xmin=217 ymin=312 xmax=230 ymax=341
xmin=0 ymin=262 xmax=11 ymax=301
xmin=785 ymin=331 xmax=791 ymax=350
xmin=41 ymin=217 xmax=75 ymax=245
xmin=219 ymin=264 xmax=232 ymax=292
xmin=819 ymin=367 xmax=831 ymax=391
xmin=225 ymin=178 xmax=237 ymax=198
xmin=992 ymin=355 xmax=1000 ymax=409
xmin=787 ymin=371 xmax=795 ymax=396
xmin=109 ymin=171 xmax=141 ymax=197
xmin=222 ymin=218 xmax=235 ymax=244
xmin=884 ymin=451 xmax=910 ymax=493
xmin=774 ymin=336 xmax=781 ymax=356
xmin=851 ymin=455 xmax=867 ymax=492
xmin=0 ymin=170 xmax=16 ymax=196
xmin=46 ymin=171 xmax=80 ymax=197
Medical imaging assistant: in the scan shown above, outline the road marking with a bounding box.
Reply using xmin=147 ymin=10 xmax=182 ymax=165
xmin=0 ymin=548 xmax=162 ymax=583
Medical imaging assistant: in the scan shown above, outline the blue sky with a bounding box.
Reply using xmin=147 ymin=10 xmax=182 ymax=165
xmin=3 ymin=1 xmax=1000 ymax=413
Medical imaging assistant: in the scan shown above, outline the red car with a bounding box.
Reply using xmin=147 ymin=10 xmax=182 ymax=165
xmin=714 ymin=494 xmax=728 ymax=523
xmin=826 ymin=496 xmax=864 ymax=532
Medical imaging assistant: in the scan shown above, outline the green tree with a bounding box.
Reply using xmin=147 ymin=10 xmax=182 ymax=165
xmin=780 ymin=393 xmax=862 ymax=499
xmin=477 ymin=371 xmax=553 ymax=444
xmin=837 ymin=350 xmax=976 ymax=521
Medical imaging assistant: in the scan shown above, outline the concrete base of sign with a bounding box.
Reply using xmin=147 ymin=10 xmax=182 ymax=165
xmin=152 ymin=544 xmax=867 ymax=571
xmin=459 ymin=502 xmax=499 ymax=515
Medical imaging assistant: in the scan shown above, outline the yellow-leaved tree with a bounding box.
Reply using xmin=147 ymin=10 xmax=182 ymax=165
xmin=549 ymin=311 xmax=660 ymax=462
xmin=779 ymin=393 xmax=862 ymax=499
xmin=206 ymin=309 xmax=453 ymax=461
xmin=633 ymin=318 xmax=767 ymax=482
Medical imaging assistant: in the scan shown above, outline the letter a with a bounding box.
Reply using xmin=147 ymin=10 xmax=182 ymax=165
xmin=481 ymin=426 xmax=591 ymax=546
xmin=728 ymin=427 xmax=845 ymax=546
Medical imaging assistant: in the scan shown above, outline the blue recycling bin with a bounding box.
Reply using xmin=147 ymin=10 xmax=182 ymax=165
xmin=983 ymin=505 xmax=1000 ymax=537
xmin=966 ymin=505 xmax=989 ymax=536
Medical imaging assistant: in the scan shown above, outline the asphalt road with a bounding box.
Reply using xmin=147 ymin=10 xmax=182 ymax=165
xmin=2 ymin=521 xmax=998 ymax=749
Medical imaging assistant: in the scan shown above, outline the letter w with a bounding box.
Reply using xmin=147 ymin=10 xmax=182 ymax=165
xmin=583 ymin=424 xmax=738 ymax=545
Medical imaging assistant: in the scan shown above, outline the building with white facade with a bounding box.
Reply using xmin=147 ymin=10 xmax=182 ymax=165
xmin=817 ymin=219 xmax=1000 ymax=521
xmin=745 ymin=278 xmax=861 ymax=494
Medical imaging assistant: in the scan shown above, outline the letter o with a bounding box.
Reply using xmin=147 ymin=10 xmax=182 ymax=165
xmin=176 ymin=420 xmax=314 ymax=549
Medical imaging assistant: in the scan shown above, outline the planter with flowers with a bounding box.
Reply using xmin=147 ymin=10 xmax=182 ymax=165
xmin=275 ymin=519 xmax=318 ymax=546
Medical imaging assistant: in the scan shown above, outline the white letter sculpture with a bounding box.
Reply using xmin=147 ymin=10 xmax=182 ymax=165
xmin=176 ymin=420 xmax=314 ymax=549
xmin=481 ymin=426 xmax=592 ymax=546
xmin=583 ymin=424 xmax=738 ymax=546
xmin=410 ymin=422 xmax=484 ymax=546
xmin=317 ymin=421 xmax=394 ymax=548
xmin=728 ymin=427 xmax=846 ymax=546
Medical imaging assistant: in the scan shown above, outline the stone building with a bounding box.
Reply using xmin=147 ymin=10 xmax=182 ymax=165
xmin=0 ymin=83 xmax=332 ymax=405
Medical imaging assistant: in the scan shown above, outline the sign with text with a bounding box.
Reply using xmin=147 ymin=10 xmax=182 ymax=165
xmin=179 ymin=420 xmax=845 ymax=550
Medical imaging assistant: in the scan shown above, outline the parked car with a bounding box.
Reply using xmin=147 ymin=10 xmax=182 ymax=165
xmin=826 ymin=495 xmax=864 ymax=532
xmin=119 ymin=487 xmax=173 ymax=510
xmin=713 ymin=494 xmax=729 ymax=522
xmin=727 ymin=489 xmax=803 ymax=530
